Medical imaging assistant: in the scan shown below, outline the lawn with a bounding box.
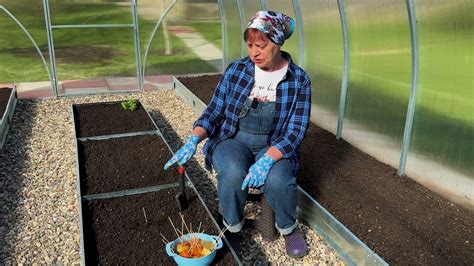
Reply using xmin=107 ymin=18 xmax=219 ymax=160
xmin=181 ymin=20 xmax=222 ymax=50
xmin=0 ymin=2 xmax=217 ymax=83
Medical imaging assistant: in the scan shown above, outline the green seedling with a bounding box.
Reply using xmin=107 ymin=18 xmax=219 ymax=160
xmin=121 ymin=99 xmax=138 ymax=111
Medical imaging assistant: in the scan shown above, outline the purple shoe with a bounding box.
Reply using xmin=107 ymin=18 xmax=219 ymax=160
xmin=284 ymin=228 xmax=308 ymax=258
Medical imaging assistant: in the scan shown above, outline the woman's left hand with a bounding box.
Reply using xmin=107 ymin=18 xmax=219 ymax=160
xmin=241 ymin=154 xmax=277 ymax=190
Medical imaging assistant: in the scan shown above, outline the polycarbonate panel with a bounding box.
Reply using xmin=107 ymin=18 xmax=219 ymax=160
xmin=0 ymin=1 xmax=50 ymax=83
xmin=241 ymin=0 xmax=263 ymax=26
xmin=406 ymin=0 xmax=473 ymax=208
xmin=221 ymin=0 xmax=242 ymax=64
xmin=139 ymin=0 xmax=219 ymax=77
xmin=239 ymin=0 xmax=265 ymax=59
xmin=172 ymin=0 xmax=219 ymax=20
xmin=52 ymin=27 xmax=139 ymax=95
xmin=265 ymin=1 xmax=300 ymax=64
xmin=49 ymin=0 xmax=133 ymax=25
xmin=300 ymin=0 xmax=343 ymax=133
xmin=342 ymin=0 xmax=411 ymax=167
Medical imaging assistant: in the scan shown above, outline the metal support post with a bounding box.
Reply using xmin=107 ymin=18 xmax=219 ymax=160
xmin=43 ymin=0 xmax=58 ymax=97
xmin=399 ymin=0 xmax=419 ymax=176
xmin=292 ymin=0 xmax=305 ymax=67
xmin=131 ymin=0 xmax=142 ymax=91
xmin=217 ymin=0 xmax=228 ymax=70
xmin=336 ymin=0 xmax=349 ymax=139
xmin=236 ymin=0 xmax=246 ymax=58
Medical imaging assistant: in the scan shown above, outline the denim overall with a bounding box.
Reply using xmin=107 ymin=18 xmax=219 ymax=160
xmin=235 ymin=97 xmax=275 ymax=153
xmin=212 ymin=98 xmax=298 ymax=234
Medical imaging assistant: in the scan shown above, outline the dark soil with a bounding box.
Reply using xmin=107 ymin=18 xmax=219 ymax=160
xmin=177 ymin=75 xmax=220 ymax=105
xmin=74 ymin=101 xmax=156 ymax=138
xmin=299 ymin=124 xmax=473 ymax=265
xmin=0 ymin=87 xmax=13 ymax=119
xmin=177 ymin=74 xmax=474 ymax=265
xmin=82 ymin=188 xmax=236 ymax=265
xmin=78 ymin=134 xmax=178 ymax=195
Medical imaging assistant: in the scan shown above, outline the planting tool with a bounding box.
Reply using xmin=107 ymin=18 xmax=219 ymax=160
xmin=176 ymin=166 xmax=189 ymax=211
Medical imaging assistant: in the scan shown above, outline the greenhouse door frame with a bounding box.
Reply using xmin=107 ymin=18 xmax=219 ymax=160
xmin=42 ymin=0 xmax=142 ymax=97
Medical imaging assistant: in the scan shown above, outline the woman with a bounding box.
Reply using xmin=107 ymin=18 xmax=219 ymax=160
xmin=164 ymin=11 xmax=311 ymax=258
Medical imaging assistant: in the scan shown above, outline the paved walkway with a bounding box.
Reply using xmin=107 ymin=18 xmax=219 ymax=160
xmin=4 ymin=76 xmax=173 ymax=99
xmin=7 ymin=25 xmax=222 ymax=99
xmin=168 ymin=25 xmax=223 ymax=72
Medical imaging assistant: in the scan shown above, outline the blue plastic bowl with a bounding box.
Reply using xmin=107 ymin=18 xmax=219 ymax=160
xmin=165 ymin=233 xmax=223 ymax=266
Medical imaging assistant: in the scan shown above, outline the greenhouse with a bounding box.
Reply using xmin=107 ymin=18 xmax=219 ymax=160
xmin=0 ymin=0 xmax=472 ymax=264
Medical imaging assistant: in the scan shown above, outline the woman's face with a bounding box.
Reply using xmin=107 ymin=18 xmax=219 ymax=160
xmin=246 ymin=36 xmax=281 ymax=71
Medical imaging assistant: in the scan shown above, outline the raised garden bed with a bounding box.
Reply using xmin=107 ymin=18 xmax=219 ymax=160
xmin=175 ymin=74 xmax=474 ymax=265
xmin=0 ymin=86 xmax=17 ymax=149
xmin=73 ymin=100 xmax=156 ymax=138
xmin=72 ymin=99 xmax=240 ymax=265
xmin=78 ymin=135 xmax=178 ymax=195
xmin=0 ymin=87 xmax=13 ymax=119
xmin=177 ymin=75 xmax=220 ymax=105
xmin=82 ymin=188 xmax=234 ymax=265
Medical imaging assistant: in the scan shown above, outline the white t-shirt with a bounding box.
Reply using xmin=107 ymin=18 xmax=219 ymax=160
xmin=249 ymin=64 xmax=288 ymax=102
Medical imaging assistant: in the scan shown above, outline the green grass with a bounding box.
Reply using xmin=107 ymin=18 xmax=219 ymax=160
xmin=0 ymin=3 xmax=217 ymax=83
xmin=181 ymin=20 xmax=222 ymax=49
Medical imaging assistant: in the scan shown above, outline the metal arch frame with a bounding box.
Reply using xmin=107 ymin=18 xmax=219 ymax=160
xmin=217 ymin=0 xmax=228 ymax=70
xmin=259 ymin=0 xmax=268 ymax=10
xmin=236 ymin=0 xmax=246 ymax=58
xmin=399 ymin=0 xmax=419 ymax=175
xmin=6 ymin=0 xmax=419 ymax=178
xmin=333 ymin=0 xmax=420 ymax=174
xmin=131 ymin=0 xmax=142 ymax=92
xmin=0 ymin=5 xmax=52 ymax=84
xmin=43 ymin=0 xmax=58 ymax=97
xmin=336 ymin=0 xmax=350 ymax=139
xmin=42 ymin=0 xmax=142 ymax=97
xmin=142 ymin=0 xmax=178 ymax=86
xmin=291 ymin=0 xmax=305 ymax=67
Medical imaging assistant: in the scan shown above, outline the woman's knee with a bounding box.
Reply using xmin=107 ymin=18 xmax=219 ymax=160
xmin=263 ymin=159 xmax=296 ymax=192
xmin=212 ymin=139 xmax=252 ymax=184
xmin=216 ymin=161 xmax=248 ymax=185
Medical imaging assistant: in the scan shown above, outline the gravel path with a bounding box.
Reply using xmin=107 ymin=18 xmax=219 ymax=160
xmin=0 ymin=90 xmax=344 ymax=265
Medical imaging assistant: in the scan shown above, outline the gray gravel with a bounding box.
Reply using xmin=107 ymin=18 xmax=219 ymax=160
xmin=0 ymin=90 xmax=344 ymax=265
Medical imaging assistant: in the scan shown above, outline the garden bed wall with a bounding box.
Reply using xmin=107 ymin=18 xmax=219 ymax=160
xmin=72 ymin=99 xmax=240 ymax=265
xmin=174 ymin=74 xmax=474 ymax=265
xmin=0 ymin=86 xmax=17 ymax=149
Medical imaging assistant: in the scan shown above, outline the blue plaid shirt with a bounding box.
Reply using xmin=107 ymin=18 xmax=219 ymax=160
xmin=194 ymin=52 xmax=311 ymax=172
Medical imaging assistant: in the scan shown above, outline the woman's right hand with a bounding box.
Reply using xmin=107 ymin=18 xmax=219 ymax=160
xmin=163 ymin=135 xmax=200 ymax=170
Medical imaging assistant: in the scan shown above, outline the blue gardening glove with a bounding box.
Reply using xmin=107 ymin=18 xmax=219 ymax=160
xmin=163 ymin=135 xmax=200 ymax=170
xmin=241 ymin=154 xmax=277 ymax=190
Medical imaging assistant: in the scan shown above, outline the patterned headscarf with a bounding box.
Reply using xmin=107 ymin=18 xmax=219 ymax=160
xmin=246 ymin=10 xmax=295 ymax=46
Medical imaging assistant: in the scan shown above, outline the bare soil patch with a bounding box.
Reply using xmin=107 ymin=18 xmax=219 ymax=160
xmin=78 ymin=135 xmax=176 ymax=195
xmin=0 ymin=87 xmax=13 ymax=118
xmin=82 ymin=188 xmax=235 ymax=265
xmin=73 ymin=101 xmax=156 ymax=138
